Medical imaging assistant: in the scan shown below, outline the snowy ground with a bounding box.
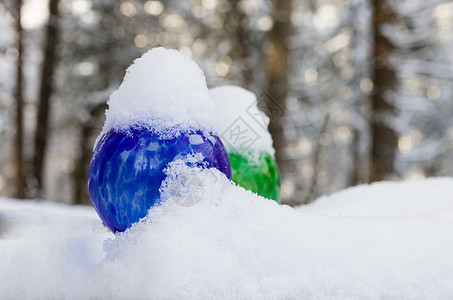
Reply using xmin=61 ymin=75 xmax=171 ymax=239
xmin=1 ymin=175 xmax=453 ymax=299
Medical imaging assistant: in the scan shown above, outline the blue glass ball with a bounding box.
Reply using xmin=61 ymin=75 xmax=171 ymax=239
xmin=88 ymin=127 xmax=231 ymax=232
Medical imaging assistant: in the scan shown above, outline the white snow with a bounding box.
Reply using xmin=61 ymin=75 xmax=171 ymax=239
xmin=98 ymin=47 xmax=217 ymax=142
xmin=210 ymin=86 xmax=275 ymax=162
xmin=2 ymin=176 xmax=453 ymax=299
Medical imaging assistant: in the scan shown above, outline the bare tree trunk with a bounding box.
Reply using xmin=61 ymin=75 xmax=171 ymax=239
xmin=73 ymin=120 xmax=94 ymax=205
xmin=33 ymin=0 xmax=60 ymax=194
xmin=223 ymin=0 xmax=252 ymax=89
xmin=349 ymin=127 xmax=360 ymax=186
xmin=304 ymin=114 xmax=330 ymax=204
xmin=13 ymin=0 xmax=25 ymax=199
xmin=370 ymin=0 xmax=398 ymax=182
xmin=265 ymin=0 xmax=292 ymax=176
xmin=234 ymin=2 xmax=252 ymax=89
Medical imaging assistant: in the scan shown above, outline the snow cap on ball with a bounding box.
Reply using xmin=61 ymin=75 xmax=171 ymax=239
xmin=210 ymin=85 xmax=275 ymax=161
xmin=99 ymin=47 xmax=217 ymax=142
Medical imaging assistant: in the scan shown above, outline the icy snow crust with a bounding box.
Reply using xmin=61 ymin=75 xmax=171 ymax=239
xmin=210 ymin=86 xmax=275 ymax=162
xmin=2 ymin=177 xmax=453 ymax=299
xmin=98 ymin=48 xmax=217 ymax=142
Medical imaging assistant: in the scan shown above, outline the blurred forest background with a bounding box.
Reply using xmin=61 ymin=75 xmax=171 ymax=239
xmin=1 ymin=0 xmax=453 ymax=206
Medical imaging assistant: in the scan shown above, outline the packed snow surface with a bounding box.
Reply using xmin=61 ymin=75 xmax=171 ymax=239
xmin=99 ymin=47 xmax=217 ymax=141
xmin=210 ymin=86 xmax=275 ymax=161
xmin=2 ymin=176 xmax=453 ymax=299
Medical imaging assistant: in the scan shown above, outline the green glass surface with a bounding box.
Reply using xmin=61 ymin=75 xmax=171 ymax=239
xmin=229 ymin=152 xmax=281 ymax=203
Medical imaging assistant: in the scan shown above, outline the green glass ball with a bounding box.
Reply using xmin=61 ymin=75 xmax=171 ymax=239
xmin=229 ymin=152 xmax=281 ymax=203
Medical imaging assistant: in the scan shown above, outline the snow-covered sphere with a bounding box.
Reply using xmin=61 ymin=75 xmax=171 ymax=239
xmin=89 ymin=129 xmax=230 ymax=232
xmin=210 ymin=86 xmax=280 ymax=202
xmin=88 ymin=48 xmax=231 ymax=232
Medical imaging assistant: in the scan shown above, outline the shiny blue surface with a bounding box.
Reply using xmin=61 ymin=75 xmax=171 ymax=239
xmin=88 ymin=128 xmax=231 ymax=232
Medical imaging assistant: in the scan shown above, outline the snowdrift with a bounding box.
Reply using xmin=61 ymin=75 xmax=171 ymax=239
xmin=1 ymin=175 xmax=453 ymax=299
